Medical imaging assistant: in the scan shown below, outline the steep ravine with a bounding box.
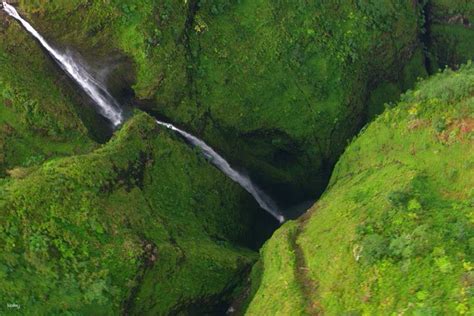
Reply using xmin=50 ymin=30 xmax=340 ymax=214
xmin=1 ymin=1 xmax=473 ymax=315
xmin=1 ymin=3 xmax=280 ymax=314
xmin=4 ymin=1 xmax=471 ymax=218
xmin=4 ymin=1 xmax=425 ymax=211
xmin=3 ymin=2 xmax=285 ymax=222
xmin=245 ymin=64 xmax=474 ymax=314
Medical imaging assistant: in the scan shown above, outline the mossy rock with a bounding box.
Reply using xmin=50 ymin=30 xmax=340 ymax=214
xmin=0 ymin=112 xmax=275 ymax=315
xmin=154 ymin=0 xmax=428 ymax=206
xmin=425 ymin=0 xmax=474 ymax=70
xmin=245 ymin=63 xmax=474 ymax=314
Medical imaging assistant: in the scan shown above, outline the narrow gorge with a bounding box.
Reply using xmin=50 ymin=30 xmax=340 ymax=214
xmin=0 ymin=1 xmax=472 ymax=315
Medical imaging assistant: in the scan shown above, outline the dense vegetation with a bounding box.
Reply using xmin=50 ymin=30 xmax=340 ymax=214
xmin=9 ymin=0 xmax=473 ymax=207
xmin=0 ymin=11 xmax=96 ymax=176
xmin=1 ymin=9 xmax=277 ymax=309
xmin=246 ymin=63 xmax=474 ymax=315
xmin=0 ymin=1 xmax=472 ymax=315
xmin=13 ymin=0 xmax=432 ymax=206
xmin=0 ymin=112 xmax=276 ymax=314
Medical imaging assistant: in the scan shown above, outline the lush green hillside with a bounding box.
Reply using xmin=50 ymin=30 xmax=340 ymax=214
xmin=12 ymin=0 xmax=431 ymax=206
xmin=0 ymin=112 xmax=276 ymax=315
xmin=245 ymin=63 xmax=474 ymax=315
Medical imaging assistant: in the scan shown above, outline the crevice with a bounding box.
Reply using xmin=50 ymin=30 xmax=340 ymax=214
xmin=122 ymin=239 xmax=158 ymax=316
xmin=122 ymin=192 xmax=186 ymax=315
xmin=179 ymin=0 xmax=216 ymax=138
xmin=290 ymin=210 xmax=323 ymax=315
xmin=182 ymin=0 xmax=201 ymax=107
xmin=420 ymin=1 xmax=434 ymax=74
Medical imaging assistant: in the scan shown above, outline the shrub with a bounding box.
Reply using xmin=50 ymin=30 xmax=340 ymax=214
xmin=360 ymin=233 xmax=388 ymax=264
xmin=387 ymin=190 xmax=411 ymax=207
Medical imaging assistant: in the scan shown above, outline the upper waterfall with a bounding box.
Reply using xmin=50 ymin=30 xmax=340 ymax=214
xmin=2 ymin=2 xmax=123 ymax=126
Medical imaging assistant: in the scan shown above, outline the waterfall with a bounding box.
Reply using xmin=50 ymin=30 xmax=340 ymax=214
xmin=2 ymin=2 xmax=123 ymax=126
xmin=2 ymin=2 xmax=285 ymax=223
xmin=156 ymin=121 xmax=285 ymax=223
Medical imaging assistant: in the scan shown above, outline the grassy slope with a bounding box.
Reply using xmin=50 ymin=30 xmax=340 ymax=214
xmin=14 ymin=1 xmax=428 ymax=206
xmin=0 ymin=112 xmax=270 ymax=315
xmin=246 ymin=64 xmax=474 ymax=315
xmin=0 ymin=11 xmax=95 ymax=176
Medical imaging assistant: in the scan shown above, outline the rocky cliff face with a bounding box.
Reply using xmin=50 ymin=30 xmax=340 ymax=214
xmin=245 ymin=63 xmax=474 ymax=315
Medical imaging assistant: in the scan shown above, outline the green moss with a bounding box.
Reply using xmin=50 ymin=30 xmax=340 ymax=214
xmin=246 ymin=63 xmax=474 ymax=314
xmin=0 ymin=112 xmax=268 ymax=315
xmin=367 ymin=48 xmax=429 ymax=120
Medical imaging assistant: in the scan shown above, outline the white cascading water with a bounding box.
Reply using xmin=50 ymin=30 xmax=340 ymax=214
xmin=156 ymin=121 xmax=285 ymax=223
xmin=2 ymin=2 xmax=285 ymax=223
xmin=2 ymin=2 xmax=123 ymax=126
